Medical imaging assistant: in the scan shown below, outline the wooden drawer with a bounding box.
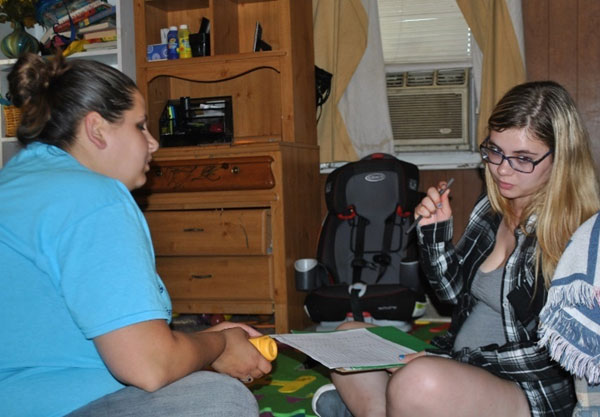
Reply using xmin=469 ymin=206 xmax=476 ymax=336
xmin=157 ymin=256 xmax=272 ymax=300
xmin=146 ymin=209 xmax=270 ymax=255
xmin=141 ymin=156 xmax=275 ymax=193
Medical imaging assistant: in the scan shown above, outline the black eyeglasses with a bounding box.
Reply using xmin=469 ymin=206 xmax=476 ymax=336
xmin=479 ymin=141 xmax=553 ymax=173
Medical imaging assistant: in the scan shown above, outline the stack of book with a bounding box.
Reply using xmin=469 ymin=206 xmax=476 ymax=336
xmin=80 ymin=21 xmax=117 ymax=50
xmin=40 ymin=0 xmax=117 ymax=52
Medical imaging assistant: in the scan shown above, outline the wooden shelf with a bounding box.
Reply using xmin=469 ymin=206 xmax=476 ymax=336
xmin=134 ymin=0 xmax=319 ymax=333
xmin=141 ymin=50 xmax=285 ymax=80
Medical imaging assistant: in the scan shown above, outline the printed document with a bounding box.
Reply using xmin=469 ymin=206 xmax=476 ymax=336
xmin=273 ymin=327 xmax=425 ymax=371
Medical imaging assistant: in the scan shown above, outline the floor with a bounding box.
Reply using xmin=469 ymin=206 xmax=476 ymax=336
xmin=171 ymin=313 xmax=450 ymax=417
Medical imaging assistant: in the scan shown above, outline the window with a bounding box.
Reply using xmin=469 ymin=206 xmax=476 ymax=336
xmin=378 ymin=0 xmax=476 ymax=154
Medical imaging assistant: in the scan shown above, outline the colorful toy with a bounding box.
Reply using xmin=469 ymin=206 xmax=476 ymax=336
xmin=250 ymin=335 xmax=278 ymax=361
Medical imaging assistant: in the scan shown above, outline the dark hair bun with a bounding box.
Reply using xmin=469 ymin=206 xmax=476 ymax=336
xmin=8 ymin=53 xmax=68 ymax=107
xmin=6 ymin=52 xmax=137 ymax=148
xmin=7 ymin=53 xmax=73 ymax=145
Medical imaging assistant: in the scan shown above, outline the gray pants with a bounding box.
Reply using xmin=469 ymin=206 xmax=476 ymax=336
xmin=65 ymin=371 xmax=258 ymax=417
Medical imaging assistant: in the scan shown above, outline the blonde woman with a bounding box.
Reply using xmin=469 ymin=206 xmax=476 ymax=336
xmin=316 ymin=81 xmax=600 ymax=417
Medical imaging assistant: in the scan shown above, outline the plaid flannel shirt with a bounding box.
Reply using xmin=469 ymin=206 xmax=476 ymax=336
xmin=417 ymin=195 xmax=575 ymax=417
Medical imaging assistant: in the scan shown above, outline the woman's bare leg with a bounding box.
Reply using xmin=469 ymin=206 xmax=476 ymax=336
xmin=330 ymin=321 xmax=388 ymax=417
xmin=386 ymin=355 xmax=531 ymax=417
xmin=332 ymin=368 xmax=388 ymax=417
xmin=331 ymin=371 xmax=390 ymax=417
xmin=329 ymin=321 xmax=528 ymax=416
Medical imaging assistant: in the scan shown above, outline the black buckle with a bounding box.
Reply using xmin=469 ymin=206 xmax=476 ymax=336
xmin=373 ymin=253 xmax=391 ymax=266
xmin=351 ymin=259 xmax=368 ymax=268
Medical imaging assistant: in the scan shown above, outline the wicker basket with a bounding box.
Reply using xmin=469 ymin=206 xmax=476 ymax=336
xmin=3 ymin=105 xmax=21 ymax=137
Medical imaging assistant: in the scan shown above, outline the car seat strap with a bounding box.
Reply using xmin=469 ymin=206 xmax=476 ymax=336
xmin=350 ymin=215 xmax=369 ymax=321
xmin=351 ymin=215 xmax=369 ymax=285
xmin=373 ymin=210 xmax=398 ymax=283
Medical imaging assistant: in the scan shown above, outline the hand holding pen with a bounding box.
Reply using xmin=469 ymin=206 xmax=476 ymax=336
xmin=406 ymin=178 xmax=454 ymax=234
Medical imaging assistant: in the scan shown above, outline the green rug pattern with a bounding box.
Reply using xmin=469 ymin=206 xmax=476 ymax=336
xmin=250 ymin=321 xmax=450 ymax=417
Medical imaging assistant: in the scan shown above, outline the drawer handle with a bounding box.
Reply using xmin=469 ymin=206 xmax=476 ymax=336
xmin=191 ymin=274 xmax=213 ymax=280
xmin=231 ymin=165 xmax=240 ymax=174
xmin=183 ymin=227 xmax=205 ymax=232
xmin=153 ymin=168 xmax=163 ymax=177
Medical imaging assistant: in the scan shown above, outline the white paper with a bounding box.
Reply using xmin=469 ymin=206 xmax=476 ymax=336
xmin=273 ymin=328 xmax=415 ymax=369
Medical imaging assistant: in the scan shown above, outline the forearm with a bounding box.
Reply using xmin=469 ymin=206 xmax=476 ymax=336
xmin=162 ymin=329 xmax=228 ymax=380
xmin=95 ymin=320 xmax=229 ymax=391
xmin=417 ymin=219 xmax=464 ymax=302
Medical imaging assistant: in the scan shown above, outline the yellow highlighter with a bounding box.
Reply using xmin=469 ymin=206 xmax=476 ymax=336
xmin=249 ymin=335 xmax=278 ymax=361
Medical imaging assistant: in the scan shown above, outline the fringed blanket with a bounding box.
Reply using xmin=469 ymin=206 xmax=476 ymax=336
xmin=539 ymin=212 xmax=600 ymax=385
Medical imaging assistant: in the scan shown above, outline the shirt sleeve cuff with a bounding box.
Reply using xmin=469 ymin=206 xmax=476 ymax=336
xmin=417 ymin=218 xmax=453 ymax=244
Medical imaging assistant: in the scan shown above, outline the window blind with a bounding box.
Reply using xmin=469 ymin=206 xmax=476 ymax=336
xmin=377 ymin=0 xmax=471 ymax=66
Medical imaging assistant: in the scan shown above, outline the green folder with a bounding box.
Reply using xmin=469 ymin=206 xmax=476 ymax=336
xmin=368 ymin=326 xmax=431 ymax=350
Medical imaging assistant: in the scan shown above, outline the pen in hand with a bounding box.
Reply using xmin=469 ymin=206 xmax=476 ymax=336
xmin=405 ymin=178 xmax=455 ymax=234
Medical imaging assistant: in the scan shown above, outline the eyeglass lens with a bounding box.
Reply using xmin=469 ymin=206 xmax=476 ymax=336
xmin=481 ymin=147 xmax=535 ymax=173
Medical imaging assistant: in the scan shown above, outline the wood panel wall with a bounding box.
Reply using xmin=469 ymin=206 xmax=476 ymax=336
xmin=523 ymin=0 xmax=600 ymax=168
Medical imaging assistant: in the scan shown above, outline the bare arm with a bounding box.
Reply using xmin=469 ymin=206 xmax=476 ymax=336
xmin=94 ymin=320 xmax=272 ymax=392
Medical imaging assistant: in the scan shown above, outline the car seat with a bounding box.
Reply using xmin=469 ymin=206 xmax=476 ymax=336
xmin=296 ymin=153 xmax=427 ymax=330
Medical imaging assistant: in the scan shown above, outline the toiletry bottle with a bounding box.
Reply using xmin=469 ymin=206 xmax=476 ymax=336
xmin=167 ymin=26 xmax=179 ymax=60
xmin=178 ymin=24 xmax=192 ymax=59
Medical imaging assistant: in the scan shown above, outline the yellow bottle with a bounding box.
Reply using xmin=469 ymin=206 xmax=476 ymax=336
xmin=249 ymin=335 xmax=278 ymax=361
xmin=178 ymin=24 xmax=192 ymax=59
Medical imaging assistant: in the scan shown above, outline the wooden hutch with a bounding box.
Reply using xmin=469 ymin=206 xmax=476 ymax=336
xmin=133 ymin=0 xmax=320 ymax=333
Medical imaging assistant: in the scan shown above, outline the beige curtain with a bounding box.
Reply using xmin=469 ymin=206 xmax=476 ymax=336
xmin=339 ymin=0 xmax=394 ymax=160
xmin=313 ymin=0 xmax=366 ymax=162
xmin=313 ymin=0 xmax=525 ymax=160
xmin=456 ymin=0 xmax=526 ymax=144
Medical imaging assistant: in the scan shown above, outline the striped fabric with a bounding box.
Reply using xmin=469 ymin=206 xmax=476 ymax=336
xmin=539 ymin=212 xmax=600 ymax=416
xmin=540 ymin=212 xmax=600 ymax=384
xmin=418 ymin=195 xmax=575 ymax=416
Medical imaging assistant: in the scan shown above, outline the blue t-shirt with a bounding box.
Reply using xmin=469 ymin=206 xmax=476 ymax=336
xmin=0 ymin=143 xmax=172 ymax=417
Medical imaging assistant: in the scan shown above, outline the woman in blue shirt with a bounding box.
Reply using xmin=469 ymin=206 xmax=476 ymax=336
xmin=0 ymin=53 xmax=271 ymax=417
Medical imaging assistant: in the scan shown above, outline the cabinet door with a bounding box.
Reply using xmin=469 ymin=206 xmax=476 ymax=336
xmin=156 ymin=255 xmax=272 ymax=300
xmin=146 ymin=208 xmax=271 ymax=255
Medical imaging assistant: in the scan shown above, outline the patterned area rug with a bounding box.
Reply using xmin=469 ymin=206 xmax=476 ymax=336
xmin=250 ymin=320 xmax=450 ymax=417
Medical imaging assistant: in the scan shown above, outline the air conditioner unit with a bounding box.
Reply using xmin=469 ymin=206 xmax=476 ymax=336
xmin=387 ymin=68 xmax=470 ymax=152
